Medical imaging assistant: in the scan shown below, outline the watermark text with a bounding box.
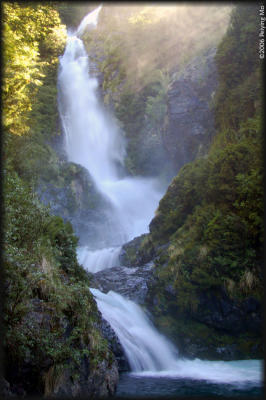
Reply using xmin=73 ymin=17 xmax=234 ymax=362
xmin=259 ymin=5 xmax=265 ymax=59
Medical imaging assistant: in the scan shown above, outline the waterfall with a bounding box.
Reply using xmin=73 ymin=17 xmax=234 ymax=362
xmin=91 ymin=288 xmax=262 ymax=383
xmin=76 ymin=4 xmax=103 ymax=36
xmin=58 ymin=5 xmax=164 ymax=272
xmin=57 ymin=7 xmax=262 ymax=384
xmin=77 ymin=246 xmax=122 ymax=273
xmin=91 ymin=289 xmax=179 ymax=372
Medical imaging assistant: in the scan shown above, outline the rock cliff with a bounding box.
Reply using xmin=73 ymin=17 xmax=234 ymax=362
xmin=164 ymin=47 xmax=217 ymax=170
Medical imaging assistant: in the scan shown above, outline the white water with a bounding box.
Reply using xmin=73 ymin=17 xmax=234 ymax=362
xmin=91 ymin=289 xmax=179 ymax=371
xmin=130 ymin=360 xmax=263 ymax=385
xmin=58 ymin=5 xmax=163 ymax=272
xmin=91 ymin=288 xmax=263 ymax=385
xmin=77 ymin=246 xmax=121 ymax=273
xmin=76 ymin=4 xmax=103 ymax=36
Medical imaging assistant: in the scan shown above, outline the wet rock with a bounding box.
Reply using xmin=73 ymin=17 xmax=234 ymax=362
xmin=144 ymin=276 xmax=262 ymax=360
xmin=182 ymin=340 xmax=210 ymax=359
xmin=165 ymin=284 xmax=176 ymax=296
xmin=91 ymin=263 xmax=155 ymax=305
xmin=99 ymin=318 xmax=130 ymax=372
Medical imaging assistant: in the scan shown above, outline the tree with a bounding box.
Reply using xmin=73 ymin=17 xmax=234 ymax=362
xmin=2 ymin=2 xmax=66 ymax=135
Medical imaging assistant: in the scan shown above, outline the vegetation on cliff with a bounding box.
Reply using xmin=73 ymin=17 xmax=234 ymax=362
xmin=141 ymin=4 xmax=263 ymax=358
xmin=2 ymin=3 xmax=117 ymax=396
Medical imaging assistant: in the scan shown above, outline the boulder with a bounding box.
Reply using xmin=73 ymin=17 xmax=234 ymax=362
xmin=91 ymin=263 xmax=155 ymax=305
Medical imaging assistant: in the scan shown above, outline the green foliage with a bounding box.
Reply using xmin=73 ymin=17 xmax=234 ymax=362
xmin=148 ymin=4 xmax=263 ymax=345
xmin=151 ymin=113 xmax=263 ymax=305
xmin=29 ymin=67 xmax=61 ymax=139
xmin=97 ymin=5 xmax=230 ymax=92
xmin=2 ymin=3 xmax=115 ymax=393
xmin=150 ymin=158 xmax=210 ymax=241
xmin=115 ymin=84 xmax=158 ymax=174
xmin=5 ymin=130 xmax=59 ymax=186
xmin=3 ymin=167 xmax=112 ymax=389
xmin=214 ymin=5 xmax=261 ymax=130
xmin=4 ymin=170 xmax=49 ymax=248
xmin=2 ymin=2 xmax=66 ymax=135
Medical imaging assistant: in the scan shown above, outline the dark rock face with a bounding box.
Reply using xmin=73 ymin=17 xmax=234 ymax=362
xmin=164 ymin=47 xmax=217 ymax=170
xmin=194 ymin=289 xmax=262 ymax=335
xmin=46 ymin=359 xmax=119 ymax=398
xmin=4 ymin=296 xmax=119 ymax=398
xmin=145 ymin=278 xmax=262 ymax=360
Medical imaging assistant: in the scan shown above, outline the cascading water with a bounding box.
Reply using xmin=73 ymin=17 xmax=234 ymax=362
xmin=90 ymin=289 xmax=179 ymax=372
xmin=58 ymin=6 xmax=263 ymax=394
xmin=58 ymin=5 xmax=164 ymax=272
xmin=91 ymin=288 xmax=262 ymax=388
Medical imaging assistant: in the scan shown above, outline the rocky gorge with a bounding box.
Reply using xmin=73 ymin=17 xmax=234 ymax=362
xmin=2 ymin=3 xmax=263 ymax=398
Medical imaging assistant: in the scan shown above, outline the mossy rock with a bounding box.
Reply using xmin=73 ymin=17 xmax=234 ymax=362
xmin=119 ymin=234 xmax=155 ymax=267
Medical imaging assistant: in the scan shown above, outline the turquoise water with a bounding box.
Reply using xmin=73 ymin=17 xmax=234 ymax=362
xmin=115 ymin=373 xmax=263 ymax=398
xmin=115 ymin=359 xmax=264 ymax=398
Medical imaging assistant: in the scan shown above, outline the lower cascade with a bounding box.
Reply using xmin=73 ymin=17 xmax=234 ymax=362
xmin=90 ymin=289 xmax=178 ymax=372
xmin=91 ymin=289 xmax=262 ymax=385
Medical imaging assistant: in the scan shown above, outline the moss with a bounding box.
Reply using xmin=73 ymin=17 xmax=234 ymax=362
xmin=124 ymin=248 xmax=138 ymax=265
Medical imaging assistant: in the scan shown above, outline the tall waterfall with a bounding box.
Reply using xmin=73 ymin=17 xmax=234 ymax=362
xmin=58 ymin=5 xmax=163 ymax=272
xmin=57 ymin=6 xmax=262 ymax=384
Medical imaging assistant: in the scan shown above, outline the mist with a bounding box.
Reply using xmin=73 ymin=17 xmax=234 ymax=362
xmin=89 ymin=3 xmax=232 ymax=90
